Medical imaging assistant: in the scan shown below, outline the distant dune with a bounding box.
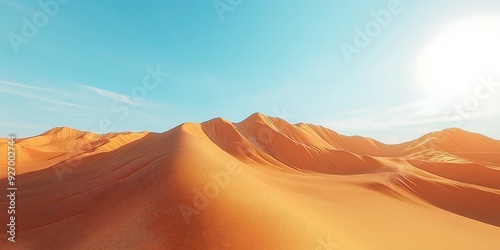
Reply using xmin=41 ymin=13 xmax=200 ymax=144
xmin=1 ymin=113 xmax=499 ymax=249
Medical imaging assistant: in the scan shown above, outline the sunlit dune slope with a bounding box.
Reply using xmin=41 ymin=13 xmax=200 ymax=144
xmin=0 ymin=113 xmax=499 ymax=249
xmin=0 ymin=127 xmax=148 ymax=178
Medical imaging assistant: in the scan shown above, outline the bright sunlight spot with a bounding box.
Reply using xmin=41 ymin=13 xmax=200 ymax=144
xmin=418 ymin=16 xmax=500 ymax=99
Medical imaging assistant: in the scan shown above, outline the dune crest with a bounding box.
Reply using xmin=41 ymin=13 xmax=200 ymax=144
xmin=0 ymin=127 xmax=149 ymax=178
xmin=1 ymin=113 xmax=499 ymax=249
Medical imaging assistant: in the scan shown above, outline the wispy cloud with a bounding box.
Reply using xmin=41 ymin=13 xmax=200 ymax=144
xmin=0 ymin=80 xmax=47 ymax=91
xmin=374 ymin=99 xmax=432 ymax=117
xmin=323 ymin=96 xmax=499 ymax=132
xmin=326 ymin=114 xmax=445 ymax=131
xmin=0 ymin=81 xmax=85 ymax=108
xmin=76 ymin=84 xmax=142 ymax=106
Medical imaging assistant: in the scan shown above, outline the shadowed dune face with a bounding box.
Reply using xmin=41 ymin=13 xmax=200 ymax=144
xmin=1 ymin=113 xmax=499 ymax=249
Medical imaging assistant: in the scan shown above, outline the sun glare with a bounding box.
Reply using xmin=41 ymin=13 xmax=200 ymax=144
xmin=418 ymin=16 xmax=500 ymax=99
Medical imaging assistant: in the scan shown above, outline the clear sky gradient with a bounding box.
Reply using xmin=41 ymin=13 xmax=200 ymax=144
xmin=1 ymin=0 xmax=500 ymax=143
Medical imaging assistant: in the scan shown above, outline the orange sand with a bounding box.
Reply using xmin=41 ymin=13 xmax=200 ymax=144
xmin=0 ymin=113 xmax=499 ymax=249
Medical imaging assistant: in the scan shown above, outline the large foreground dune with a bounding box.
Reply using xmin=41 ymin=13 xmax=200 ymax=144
xmin=1 ymin=113 xmax=499 ymax=249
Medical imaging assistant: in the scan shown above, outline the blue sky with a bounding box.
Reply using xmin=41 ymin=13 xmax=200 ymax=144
xmin=1 ymin=0 xmax=500 ymax=143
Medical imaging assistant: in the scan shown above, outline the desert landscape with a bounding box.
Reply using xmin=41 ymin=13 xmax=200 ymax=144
xmin=2 ymin=0 xmax=500 ymax=249
xmin=1 ymin=113 xmax=499 ymax=249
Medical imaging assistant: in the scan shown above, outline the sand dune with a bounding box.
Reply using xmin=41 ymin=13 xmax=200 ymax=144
xmin=1 ymin=113 xmax=499 ymax=249
xmin=0 ymin=127 xmax=148 ymax=178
